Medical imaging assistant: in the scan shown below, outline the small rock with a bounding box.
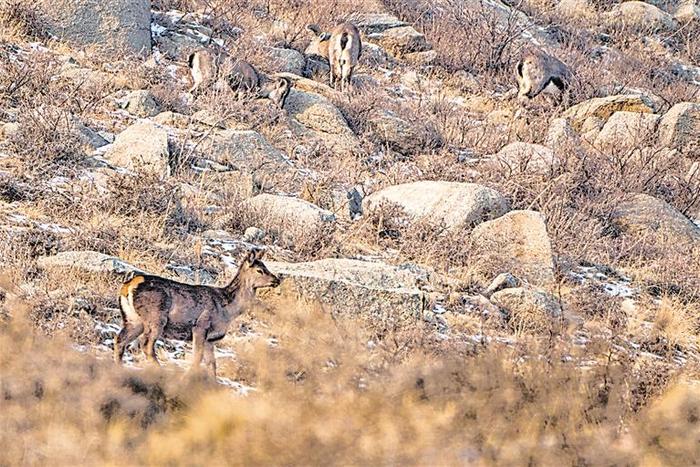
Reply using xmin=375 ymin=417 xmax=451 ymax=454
xmin=563 ymin=95 xmax=657 ymax=131
xmin=609 ymin=1 xmax=678 ymax=32
xmin=658 ymin=102 xmax=700 ymax=158
xmin=104 ymin=121 xmax=170 ymax=177
xmin=268 ymin=47 xmax=306 ymax=75
xmin=490 ymin=287 xmax=562 ymax=334
xmin=493 ymin=142 xmax=560 ymax=174
xmin=594 ymin=111 xmax=660 ymax=152
xmin=471 ymin=210 xmax=555 ymax=288
xmin=243 ymin=194 xmax=336 ymax=245
xmin=243 ymin=226 xmax=266 ymax=243
xmin=124 ymin=90 xmax=160 ymax=118
xmin=37 ymin=251 xmax=143 ymax=275
xmin=368 ymin=26 xmax=431 ymax=57
xmin=482 ymin=272 xmax=521 ymax=298
xmin=349 ymin=12 xmax=408 ymax=33
xmin=612 ymin=193 xmax=700 ymax=245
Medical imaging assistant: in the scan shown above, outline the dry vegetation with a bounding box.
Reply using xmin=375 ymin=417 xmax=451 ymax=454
xmin=1 ymin=0 xmax=700 ymax=464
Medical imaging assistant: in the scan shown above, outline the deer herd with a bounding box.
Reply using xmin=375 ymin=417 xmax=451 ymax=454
xmin=114 ymin=20 xmax=573 ymax=378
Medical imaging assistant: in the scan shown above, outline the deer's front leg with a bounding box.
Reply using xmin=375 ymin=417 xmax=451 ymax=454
xmin=190 ymin=320 xmax=209 ymax=371
xmin=202 ymin=341 xmax=217 ymax=378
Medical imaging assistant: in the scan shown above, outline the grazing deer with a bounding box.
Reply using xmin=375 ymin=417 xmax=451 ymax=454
xmin=188 ymin=49 xmax=292 ymax=108
xmin=114 ymin=249 xmax=280 ymax=377
xmin=306 ymin=22 xmax=362 ymax=92
xmin=516 ymin=50 xmax=572 ymax=101
xmin=227 ymin=59 xmax=292 ymax=109
xmin=188 ymin=48 xmax=219 ymax=94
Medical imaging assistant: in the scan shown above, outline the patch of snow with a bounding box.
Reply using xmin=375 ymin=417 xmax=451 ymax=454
xmin=151 ymin=22 xmax=168 ymax=38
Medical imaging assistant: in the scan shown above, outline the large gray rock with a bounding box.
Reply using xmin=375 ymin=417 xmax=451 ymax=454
xmin=267 ymin=258 xmax=428 ymax=322
xmin=594 ymin=111 xmax=660 ymax=152
xmin=242 ymin=194 xmax=336 ymax=245
xmin=37 ymin=251 xmax=143 ymax=275
xmin=493 ymin=142 xmax=560 ymax=174
xmin=658 ymin=102 xmax=700 ymax=157
xmin=471 ymin=210 xmax=555 ymax=287
xmin=363 ymin=181 xmax=510 ymax=231
xmin=104 ymin=121 xmax=170 ymax=176
xmin=610 ymin=1 xmax=677 ymax=32
xmin=612 ymin=193 xmax=700 ymax=245
xmin=563 ymin=95 xmax=657 ymax=131
xmin=36 ymin=0 xmax=152 ymax=56
xmin=368 ymin=26 xmax=431 ymax=57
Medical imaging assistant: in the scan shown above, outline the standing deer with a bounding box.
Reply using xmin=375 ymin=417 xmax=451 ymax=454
xmin=306 ymin=22 xmax=362 ymax=92
xmin=114 ymin=249 xmax=280 ymax=377
xmin=516 ymin=50 xmax=572 ymax=101
xmin=188 ymin=49 xmax=292 ymax=108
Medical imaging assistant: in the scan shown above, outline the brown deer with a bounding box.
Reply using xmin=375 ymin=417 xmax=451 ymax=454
xmin=516 ymin=50 xmax=572 ymax=101
xmin=114 ymin=249 xmax=280 ymax=377
xmin=306 ymin=22 xmax=362 ymax=92
xmin=188 ymin=49 xmax=292 ymax=108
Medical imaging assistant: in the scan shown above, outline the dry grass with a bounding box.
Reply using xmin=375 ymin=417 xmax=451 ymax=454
xmin=1 ymin=0 xmax=700 ymax=464
xmin=2 ymin=293 xmax=700 ymax=465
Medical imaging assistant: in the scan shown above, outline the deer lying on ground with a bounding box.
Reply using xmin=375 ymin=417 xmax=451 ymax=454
xmin=114 ymin=249 xmax=280 ymax=377
xmin=516 ymin=50 xmax=572 ymax=102
xmin=306 ymin=22 xmax=362 ymax=92
xmin=188 ymin=49 xmax=292 ymax=108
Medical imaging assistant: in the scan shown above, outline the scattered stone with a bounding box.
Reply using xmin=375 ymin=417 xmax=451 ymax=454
xmin=471 ymin=210 xmax=555 ymax=287
xmin=404 ymin=50 xmax=438 ymax=66
xmin=123 ymin=90 xmax=161 ymax=118
xmin=658 ymin=102 xmax=700 ymax=157
xmin=563 ymin=95 xmax=657 ymax=131
xmin=266 ymin=258 xmax=428 ymax=322
xmin=545 ymin=118 xmax=580 ymax=152
xmin=612 ymin=193 xmax=700 ymax=245
xmin=36 ymin=0 xmax=152 ymax=56
xmin=104 ymin=121 xmax=170 ymax=177
xmin=364 ymin=181 xmax=509 ymax=231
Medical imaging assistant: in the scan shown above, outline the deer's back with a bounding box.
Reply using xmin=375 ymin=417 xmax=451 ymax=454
xmin=123 ymin=275 xmax=226 ymax=339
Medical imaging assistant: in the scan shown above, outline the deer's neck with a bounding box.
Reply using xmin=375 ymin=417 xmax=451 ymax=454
xmin=224 ymin=274 xmax=255 ymax=310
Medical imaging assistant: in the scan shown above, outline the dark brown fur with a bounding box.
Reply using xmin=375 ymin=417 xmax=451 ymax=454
xmin=114 ymin=249 xmax=279 ymax=376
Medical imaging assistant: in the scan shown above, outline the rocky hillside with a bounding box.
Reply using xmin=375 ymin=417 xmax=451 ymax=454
xmin=1 ymin=0 xmax=700 ymax=464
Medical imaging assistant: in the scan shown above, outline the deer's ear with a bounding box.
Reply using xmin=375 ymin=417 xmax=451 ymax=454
xmin=306 ymin=24 xmax=321 ymax=36
xmin=255 ymin=249 xmax=266 ymax=260
xmin=245 ymin=249 xmax=257 ymax=264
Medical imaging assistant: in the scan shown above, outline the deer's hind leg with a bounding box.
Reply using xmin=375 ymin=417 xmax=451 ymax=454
xmin=114 ymin=321 xmax=144 ymax=364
